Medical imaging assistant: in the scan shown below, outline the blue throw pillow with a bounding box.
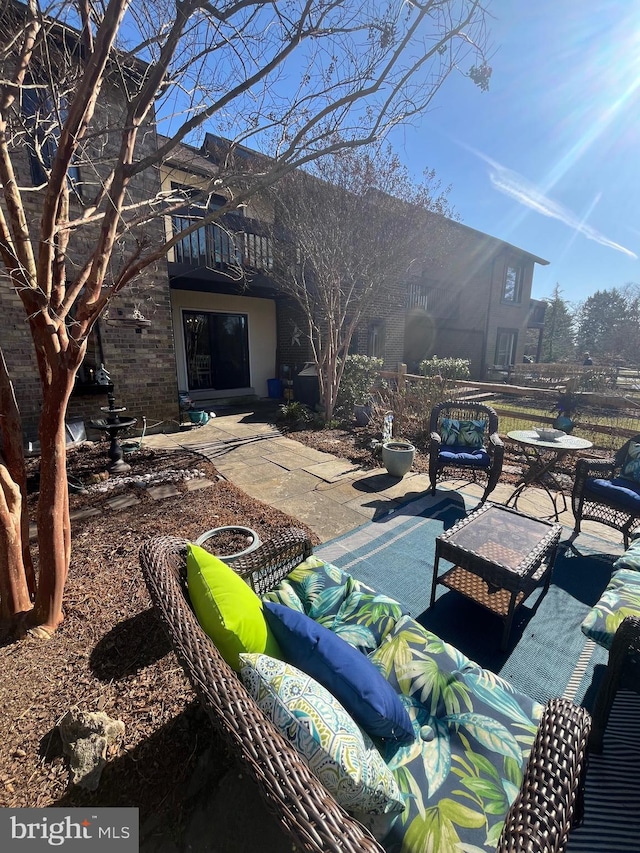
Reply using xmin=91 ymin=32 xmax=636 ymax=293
xmin=263 ymin=601 xmax=414 ymax=742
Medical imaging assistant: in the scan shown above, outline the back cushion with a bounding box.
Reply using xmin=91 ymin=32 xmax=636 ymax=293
xmin=621 ymin=440 xmax=640 ymax=484
xmin=440 ymin=418 xmax=486 ymax=448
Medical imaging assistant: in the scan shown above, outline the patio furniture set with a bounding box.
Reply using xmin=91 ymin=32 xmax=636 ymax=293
xmin=140 ymin=531 xmax=591 ymax=853
xmin=137 ymin=402 xmax=640 ymax=852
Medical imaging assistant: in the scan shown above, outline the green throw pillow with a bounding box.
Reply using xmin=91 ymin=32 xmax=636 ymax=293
xmin=440 ymin=418 xmax=486 ymax=448
xmin=621 ymin=440 xmax=640 ymax=485
xmin=186 ymin=543 xmax=281 ymax=671
xmin=239 ymin=653 xmax=405 ymax=817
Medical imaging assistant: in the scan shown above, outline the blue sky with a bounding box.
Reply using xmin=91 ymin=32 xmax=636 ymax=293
xmin=389 ymin=0 xmax=640 ymax=307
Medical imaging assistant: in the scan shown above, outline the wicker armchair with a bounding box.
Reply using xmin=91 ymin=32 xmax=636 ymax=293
xmin=589 ymin=615 xmax=640 ymax=753
xmin=139 ymin=529 xmax=591 ymax=853
xmin=429 ymin=400 xmax=504 ymax=501
xmin=572 ymin=434 xmax=640 ymax=548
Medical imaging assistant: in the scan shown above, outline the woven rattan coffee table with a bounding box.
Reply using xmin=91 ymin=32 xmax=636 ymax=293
xmin=430 ymin=503 xmax=562 ymax=650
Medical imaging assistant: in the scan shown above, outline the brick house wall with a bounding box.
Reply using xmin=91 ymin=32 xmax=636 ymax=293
xmin=1 ymin=76 xmax=178 ymax=441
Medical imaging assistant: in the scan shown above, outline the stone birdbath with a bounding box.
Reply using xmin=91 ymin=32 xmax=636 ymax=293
xmin=89 ymin=393 xmax=137 ymax=474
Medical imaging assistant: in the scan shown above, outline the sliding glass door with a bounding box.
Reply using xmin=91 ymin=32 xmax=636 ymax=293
xmin=183 ymin=310 xmax=250 ymax=390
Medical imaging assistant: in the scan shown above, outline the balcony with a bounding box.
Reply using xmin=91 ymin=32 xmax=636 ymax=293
xmin=406 ymin=281 xmax=460 ymax=320
xmin=171 ymin=214 xmax=273 ymax=273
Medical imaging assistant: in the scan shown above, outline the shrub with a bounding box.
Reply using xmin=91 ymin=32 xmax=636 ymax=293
xmin=334 ymin=355 xmax=384 ymax=422
xmin=276 ymin=401 xmax=314 ymax=425
xmin=419 ymin=355 xmax=470 ymax=381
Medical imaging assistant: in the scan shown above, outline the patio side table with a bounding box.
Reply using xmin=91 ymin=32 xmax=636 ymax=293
xmin=506 ymin=430 xmax=593 ymax=521
xmin=431 ymin=503 xmax=562 ymax=650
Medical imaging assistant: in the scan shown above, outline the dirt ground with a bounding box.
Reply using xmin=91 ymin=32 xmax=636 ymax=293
xmin=1 ymin=439 xmax=319 ymax=842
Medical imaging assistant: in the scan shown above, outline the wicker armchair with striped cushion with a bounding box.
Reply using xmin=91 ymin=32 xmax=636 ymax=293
xmin=139 ymin=528 xmax=591 ymax=853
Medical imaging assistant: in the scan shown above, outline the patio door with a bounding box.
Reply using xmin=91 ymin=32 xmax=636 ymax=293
xmin=183 ymin=310 xmax=250 ymax=391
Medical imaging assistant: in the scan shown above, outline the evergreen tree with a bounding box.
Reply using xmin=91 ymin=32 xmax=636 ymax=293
xmin=540 ymin=284 xmax=575 ymax=362
xmin=576 ymin=288 xmax=631 ymax=359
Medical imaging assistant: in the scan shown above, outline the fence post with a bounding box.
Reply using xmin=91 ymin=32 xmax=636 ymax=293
xmin=398 ymin=363 xmax=407 ymax=394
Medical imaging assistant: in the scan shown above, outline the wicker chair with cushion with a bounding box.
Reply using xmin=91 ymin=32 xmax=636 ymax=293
xmin=588 ymin=615 xmax=640 ymax=753
xmin=572 ymin=434 xmax=640 ymax=549
xmin=429 ymin=400 xmax=504 ymax=501
xmin=139 ymin=528 xmax=591 ymax=853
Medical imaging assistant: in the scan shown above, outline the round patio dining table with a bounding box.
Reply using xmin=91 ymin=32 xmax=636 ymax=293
xmin=506 ymin=429 xmax=593 ymax=521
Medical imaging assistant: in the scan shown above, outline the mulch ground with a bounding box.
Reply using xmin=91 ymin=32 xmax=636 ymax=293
xmin=1 ymin=439 xmax=317 ymax=844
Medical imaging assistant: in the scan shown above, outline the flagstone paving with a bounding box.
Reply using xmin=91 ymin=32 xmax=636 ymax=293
xmin=142 ymin=412 xmax=622 ymax=544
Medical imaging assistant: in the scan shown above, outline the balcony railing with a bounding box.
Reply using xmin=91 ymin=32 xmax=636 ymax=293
xmin=407 ymin=281 xmax=460 ymax=320
xmin=171 ymin=215 xmax=273 ymax=272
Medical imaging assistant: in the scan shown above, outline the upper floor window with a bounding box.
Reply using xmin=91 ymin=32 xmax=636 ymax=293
xmin=502 ymin=263 xmax=525 ymax=304
xmin=22 ymin=85 xmax=81 ymax=195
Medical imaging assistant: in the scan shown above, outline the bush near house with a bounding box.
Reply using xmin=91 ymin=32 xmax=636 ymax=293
xmin=419 ymin=355 xmax=471 ymax=381
xmin=334 ymin=356 xmax=384 ymax=422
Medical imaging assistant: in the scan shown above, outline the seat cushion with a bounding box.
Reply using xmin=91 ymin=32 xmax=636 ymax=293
xmin=367 ymin=616 xmax=542 ymax=852
xmin=186 ymin=543 xmax=281 ymax=671
xmin=586 ymin=476 xmax=640 ymax=513
xmin=439 ymin=447 xmax=491 ymax=467
xmin=331 ymin=578 xmax=408 ymax=654
xmin=581 ymin=568 xmax=640 ymax=650
xmin=613 ymin=536 xmax=640 ymax=573
xmin=440 ymin=418 xmax=486 ymax=448
xmin=265 ymin=560 xmax=407 ymax=652
xmin=239 ymin=653 xmax=405 ymax=816
xmin=263 ymin=555 xmax=351 ymax=627
xmin=263 ymin=601 xmax=414 ymax=742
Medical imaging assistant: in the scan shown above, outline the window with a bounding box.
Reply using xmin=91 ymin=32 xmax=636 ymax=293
xmin=502 ymin=262 xmax=525 ymax=303
xmin=22 ymin=85 xmax=81 ymax=194
xmin=367 ymin=321 xmax=385 ymax=359
xmin=495 ymin=328 xmax=518 ymax=365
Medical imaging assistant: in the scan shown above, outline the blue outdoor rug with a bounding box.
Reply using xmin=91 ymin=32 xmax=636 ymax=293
xmin=316 ymin=491 xmax=618 ymax=707
xmin=316 ymin=491 xmax=640 ymax=852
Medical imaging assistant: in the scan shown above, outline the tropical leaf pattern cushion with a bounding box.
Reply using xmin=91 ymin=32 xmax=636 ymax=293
xmin=621 ymin=440 xmax=640 ymax=484
xmin=332 ymin=578 xmax=408 ymax=654
xmin=239 ymin=653 xmax=405 ymax=816
xmin=367 ymin=616 xmax=542 ymax=852
xmin=613 ymin=535 xmax=640 ymax=573
xmin=440 ymin=418 xmax=487 ymax=448
xmin=580 ymin=568 xmax=640 ymax=649
xmin=264 ymin=559 xmax=407 ymax=651
xmin=263 ymin=555 xmax=351 ymax=627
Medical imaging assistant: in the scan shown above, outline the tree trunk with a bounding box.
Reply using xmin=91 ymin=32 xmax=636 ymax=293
xmin=0 ymin=347 xmax=36 ymax=597
xmin=29 ymin=370 xmax=75 ymax=636
xmin=0 ymin=461 xmax=32 ymax=632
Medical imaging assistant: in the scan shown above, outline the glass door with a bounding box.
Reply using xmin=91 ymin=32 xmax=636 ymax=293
xmin=183 ymin=310 xmax=250 ymax=390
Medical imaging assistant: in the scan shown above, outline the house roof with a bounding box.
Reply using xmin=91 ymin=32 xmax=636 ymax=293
xmin=437 ymin=215 xmax=549 ymax=266
xmin=158 ymin=135 xmax=220 ymax=180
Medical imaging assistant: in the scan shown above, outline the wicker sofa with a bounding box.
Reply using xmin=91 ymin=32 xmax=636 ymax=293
xmin=139 ymin=528 xmax=591 ymax=853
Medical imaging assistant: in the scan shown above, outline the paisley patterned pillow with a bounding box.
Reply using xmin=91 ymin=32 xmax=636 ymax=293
xmin=440 ymin=418 xmax=486 ymax=448
xmin=621 ymin=440 xmax=640 ymax=484
xmin=239 ymin=653 xmax=405 ymax=816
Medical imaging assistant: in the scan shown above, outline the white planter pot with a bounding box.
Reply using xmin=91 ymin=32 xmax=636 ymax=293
xmin=382 ymin=441 xmax=415 ymax=478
